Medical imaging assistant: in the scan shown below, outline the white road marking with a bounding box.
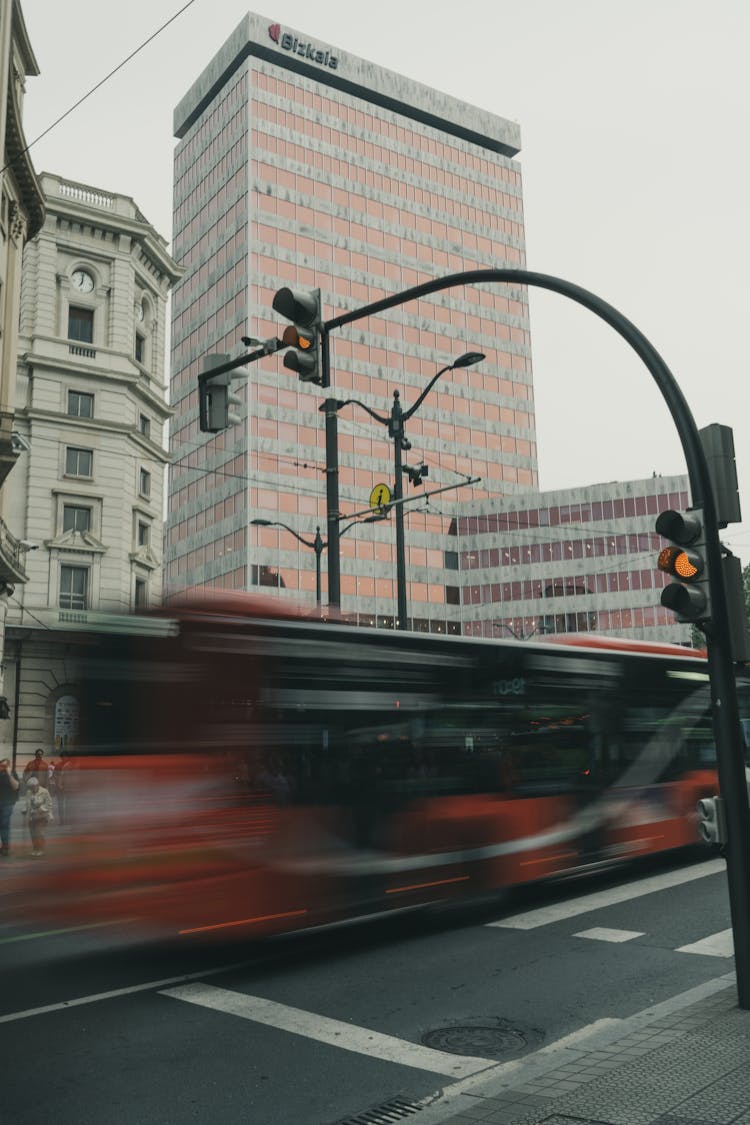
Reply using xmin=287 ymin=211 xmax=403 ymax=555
xmin=0 ymin=956 xmax=263 ymax=1024
xmin=575 ymin=926 xmax=644 ymax=943
xmin=487 ymin=858 xmax=724 ymax=930
xmin=160 ymin=982 xmax=495 ymax=1078
xmin=676 ymin=928 xmax=734 ymax=958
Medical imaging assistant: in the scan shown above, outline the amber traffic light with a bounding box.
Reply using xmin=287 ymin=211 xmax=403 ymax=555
xmin=655 ymin=509 xmax=710 ymax=623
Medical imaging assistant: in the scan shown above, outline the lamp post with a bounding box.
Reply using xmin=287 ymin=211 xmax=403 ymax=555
xmin=250 ymin=519 xmax=325 ymax=605
xmin=334 ymin=351 xmax=484 ymax=630
xmin=250 ymin=515 xmax=385 ymax=606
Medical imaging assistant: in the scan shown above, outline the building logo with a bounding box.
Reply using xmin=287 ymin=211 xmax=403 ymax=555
xmin=268 ymin=23 xmax=338 ymax=69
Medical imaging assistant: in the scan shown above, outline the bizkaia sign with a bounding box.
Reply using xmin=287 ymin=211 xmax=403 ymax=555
xmin=268 ymin=23 xmax=339 ymax=69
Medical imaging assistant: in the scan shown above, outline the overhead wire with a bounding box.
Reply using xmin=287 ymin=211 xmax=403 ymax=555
xmin=2 ymin=1 xmax=200 ymax=176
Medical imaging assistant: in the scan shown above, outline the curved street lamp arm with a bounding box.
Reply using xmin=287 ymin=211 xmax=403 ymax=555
xmin=402 ymin=364 xmax=452 ymax=422
xmin=267 ymin=522 xmax=318 ymax=551
xmin=335 ymin=398 xmax=389 ymax=427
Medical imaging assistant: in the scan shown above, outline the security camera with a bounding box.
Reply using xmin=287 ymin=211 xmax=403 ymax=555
xmin=19 ymin=541 xmax=39 ymax=551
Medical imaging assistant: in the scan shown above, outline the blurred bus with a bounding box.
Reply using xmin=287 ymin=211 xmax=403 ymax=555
xmin=15 ymin=593 xmax=746 ymax=942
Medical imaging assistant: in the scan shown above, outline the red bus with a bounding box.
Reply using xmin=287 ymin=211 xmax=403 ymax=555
xmin=15 ymin=593 xmax=745 ymax=942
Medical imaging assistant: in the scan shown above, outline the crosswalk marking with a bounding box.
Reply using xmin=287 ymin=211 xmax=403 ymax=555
xmin=160 ymin=982 xmax=496 ymax=1078
xmin=676 ymin=929 xmax=733 ymax=958
xmin=486 ymin=858 xmax=724 ymax=930
xmin=575 ymin=926 xmax=644 ymax=943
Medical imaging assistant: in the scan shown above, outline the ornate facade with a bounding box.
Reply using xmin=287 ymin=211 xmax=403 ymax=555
xmin=4 ymin=173 xmax=179 ymax=763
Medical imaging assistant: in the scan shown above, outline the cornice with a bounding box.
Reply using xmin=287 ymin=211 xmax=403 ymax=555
xmin=4 ymin=77 xmax=44 ymax=238
xmin=46 ymin=202 xmax=180 ymax=285
xmin=19 ymin=408 xmax=173 ymax=464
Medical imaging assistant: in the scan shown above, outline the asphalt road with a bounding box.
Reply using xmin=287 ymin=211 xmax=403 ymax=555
xmin=0 ymin=849 xmax=734 ymax=1125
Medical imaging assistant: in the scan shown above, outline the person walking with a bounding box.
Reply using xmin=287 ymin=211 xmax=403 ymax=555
xmin=0 ymin=758 xmax=20 ymax=855
xmin=24 ymin=776 xmax=53 ymax=857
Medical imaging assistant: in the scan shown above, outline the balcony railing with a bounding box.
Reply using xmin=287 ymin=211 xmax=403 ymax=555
xmin=0 ymin=516 xmax=27 ymax=586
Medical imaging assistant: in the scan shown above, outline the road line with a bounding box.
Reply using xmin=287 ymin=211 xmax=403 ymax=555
xmin=575 ymin=926 xmax=644 ymax=943
xmin=486 ymin=858 xmax=724 ymax=930
xmin=676 ymin=928 xmax=733 ymax=957
xmin=160 ymin=982 xmax=496 ymax=1078
xmin=0 ymin=956 xmax=263 ymax=1024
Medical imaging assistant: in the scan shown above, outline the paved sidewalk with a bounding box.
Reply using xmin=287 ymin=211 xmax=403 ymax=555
xmin=405 ymin=971 xmax=750 ymax=1125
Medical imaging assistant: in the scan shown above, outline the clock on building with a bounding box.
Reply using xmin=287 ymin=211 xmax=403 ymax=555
xmin=71 ymin=269 xmax=94 ymax=293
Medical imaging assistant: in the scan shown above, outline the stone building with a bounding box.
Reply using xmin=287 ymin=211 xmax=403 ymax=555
xmin=0 ymin=0 xmax=44 ymax=732
xmin=3 ymin=173 xmax=179 ymax=764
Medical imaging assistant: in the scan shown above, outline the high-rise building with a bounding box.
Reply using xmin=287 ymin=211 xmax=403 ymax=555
xmin=166 ymin=12 xmax=535 ymax=629
xmin=4 ymin=173 xmax=179 ymax=764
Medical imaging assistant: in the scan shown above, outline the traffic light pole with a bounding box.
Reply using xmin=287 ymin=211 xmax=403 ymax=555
xmin=390 ymin=391 xmax=408 ymax=630
xmin=321 ymin=327 xmax=341 ymax=608
xmin=318 ymin=267 xmax=750 ymax=1008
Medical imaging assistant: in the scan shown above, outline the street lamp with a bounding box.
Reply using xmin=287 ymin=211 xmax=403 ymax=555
xmin=334 ymin=351 xmax=484 ymax=630
xmin=250 ymin=514 xmax=386 ymax=606
xmin=250 ymin=519 xmax=325 ymax=605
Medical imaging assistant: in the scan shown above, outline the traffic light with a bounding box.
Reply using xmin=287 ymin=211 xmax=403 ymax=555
xmin=697 ymin=795 xmax=727 ymax=845
xmin=272 ymin=287 xmax=323 ymax=385
xmin=198 ymin=355 xmax=243 ymax=434
xmin=655 ymin=508 xmax=711 ymax=624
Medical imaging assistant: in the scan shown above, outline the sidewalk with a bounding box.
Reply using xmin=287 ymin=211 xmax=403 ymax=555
xmin=400 ymin=971 xmax=750 ymax=1125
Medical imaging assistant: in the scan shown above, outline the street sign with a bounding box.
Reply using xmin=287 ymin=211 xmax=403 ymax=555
xmin=369 ymin=483 xmax=391 ymax=510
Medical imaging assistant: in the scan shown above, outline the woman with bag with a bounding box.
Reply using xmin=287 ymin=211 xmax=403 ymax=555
xmin=24 ymin=776 xmax=53 ymax=857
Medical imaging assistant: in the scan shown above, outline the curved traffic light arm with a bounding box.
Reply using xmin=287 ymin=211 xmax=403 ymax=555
xmin=321 ymin=266 xmax=750 ymax=1009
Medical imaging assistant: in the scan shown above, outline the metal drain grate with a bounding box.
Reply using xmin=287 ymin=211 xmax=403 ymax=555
xmin=332 ymin=1094 xmax=425 ymax=1124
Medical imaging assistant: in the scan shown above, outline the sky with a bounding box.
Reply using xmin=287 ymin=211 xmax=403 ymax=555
xmin=19 ymin=0 xmax=750 ymax=558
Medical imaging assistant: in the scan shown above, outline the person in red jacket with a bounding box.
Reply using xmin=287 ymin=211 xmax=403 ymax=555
xmin=23 ymin=749 xmax=50 ymax=786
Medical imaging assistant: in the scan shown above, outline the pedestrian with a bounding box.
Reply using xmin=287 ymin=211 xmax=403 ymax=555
xmin=23 ymin=748 xmax=50 ymax=786
xmin=0 ymin=757 xmax=20 ymax=855
xmin=24 ymin=776 xmax=53 ymax=857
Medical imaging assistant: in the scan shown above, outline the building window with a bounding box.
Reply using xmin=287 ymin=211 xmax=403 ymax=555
xmin=135 ymin=334 xmax=145 ymax=363
xmin=59 ymin=566 xmax=88 ymax=610
xmin=137 ymin=520 xmax=149 ymax=547
xmin=139 ymin=414 xmax=151 ymax=438
xmin=65 ymin=447 xmax=93 ymax=478
xmin=63 ymin=505 xmax=91 ymax=534
xmin=68 ymin=307 xmax=94 ymax=343
xmin=134 ymin=578 xmax=147 ymax=609
xmin=67 ymin=390 xmax=94 ymax=418
xmin=139 ymin=468 xmax=151 ymax=498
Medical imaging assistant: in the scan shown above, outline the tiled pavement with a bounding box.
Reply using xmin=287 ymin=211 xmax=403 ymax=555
xmin=406 ymin=972 xmax=750 ymax=1125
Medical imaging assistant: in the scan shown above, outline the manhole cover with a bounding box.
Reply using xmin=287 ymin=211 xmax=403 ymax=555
xmin=422 ymin=1017 xmax=544 ymax=1059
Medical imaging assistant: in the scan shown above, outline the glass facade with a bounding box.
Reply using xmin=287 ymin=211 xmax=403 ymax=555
xmin=166 ymin=21 xmax=535 ymax=628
